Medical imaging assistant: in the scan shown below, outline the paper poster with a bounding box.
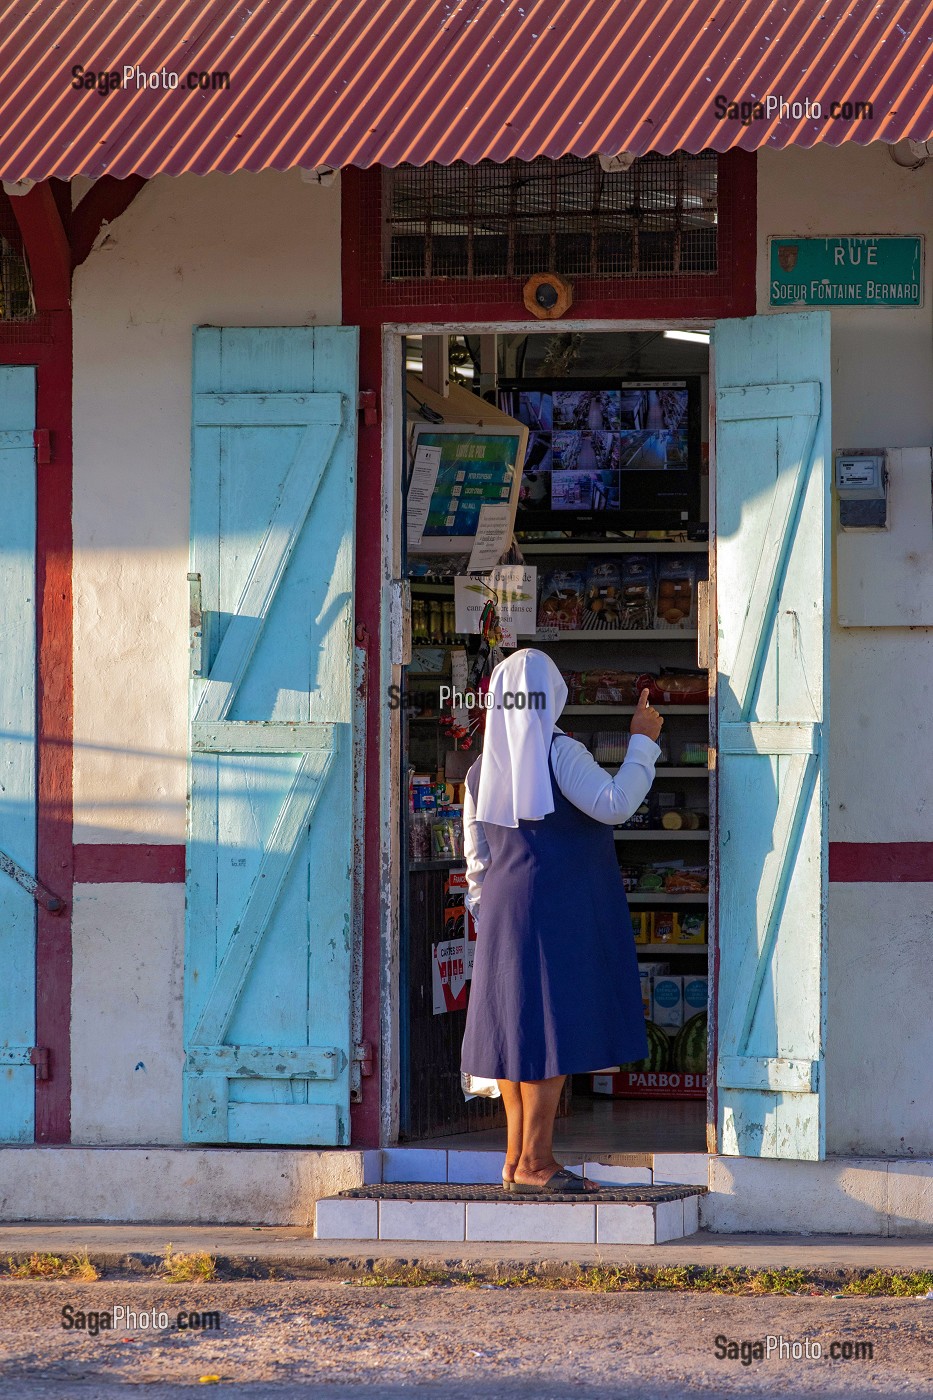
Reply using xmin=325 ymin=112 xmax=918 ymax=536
xmin=406 ymin=444 xmax=442 ymax=550
xmin=467 ymin=503 xmax=512 ymax=572
xmin=450 ymin=648 xmax=470 ymax=729
xmin=432 ymin=937 xmax=467 ymax=1014
xmin=454 ymin=565 xmax=537 ymax=646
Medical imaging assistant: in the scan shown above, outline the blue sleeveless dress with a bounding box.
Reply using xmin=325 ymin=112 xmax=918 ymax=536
xmin=460 ymin=743 xmax=649 ymax=1082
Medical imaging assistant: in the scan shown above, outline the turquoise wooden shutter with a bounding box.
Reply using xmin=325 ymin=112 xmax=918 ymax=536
xmin=0 ymin=367 xmax=37 ymax=1143
xmin=712 ymin=311 xmax=831 ymax=1161
xmin=185 ymin=327 xmax=359 ymax=1146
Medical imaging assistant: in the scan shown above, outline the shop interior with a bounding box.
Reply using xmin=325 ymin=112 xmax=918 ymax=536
xmin=397 ymin=328 xmax=711 ymax=1154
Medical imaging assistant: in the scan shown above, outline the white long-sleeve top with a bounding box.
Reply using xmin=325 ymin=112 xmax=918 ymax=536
xmin=463 ymin=731 xmax=662 ymax=922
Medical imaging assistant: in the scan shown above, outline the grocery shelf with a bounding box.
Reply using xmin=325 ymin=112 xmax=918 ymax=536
xmin=520 ymin=541 xmax=708 ymax=555
xmin=563 ymin=704 xmax=708 ymax=715
xmin=615 ymin=830 xmax=709 ymax=841
xmin=637 ymin=945 xmax=708 ymax=955
xmin=535 ymin=630 xmax=698 ymax=642
xmin=625 ymin=892 xmax=709 ymax=903
xmin=409 ymin=859 xmax=466 ymax=871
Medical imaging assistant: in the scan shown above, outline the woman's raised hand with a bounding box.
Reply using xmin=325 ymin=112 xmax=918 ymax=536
xmin=630 ymin=687 xmax=664 ymax=742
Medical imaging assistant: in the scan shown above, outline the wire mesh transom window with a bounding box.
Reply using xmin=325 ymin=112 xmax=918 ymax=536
xmin=386 ymin=152 xmax=718 ymax=282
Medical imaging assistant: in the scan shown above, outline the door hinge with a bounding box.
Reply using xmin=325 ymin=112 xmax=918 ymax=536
xmin=33 ymin=429 xmax=51 ymax=464
xmin=29 ymin=1047 xmax=50 ymax=1080
xmin=358 ymin=390 xmax=379 ymax=427
xmin=352 ymin=1041 xmax=374 ymax=1077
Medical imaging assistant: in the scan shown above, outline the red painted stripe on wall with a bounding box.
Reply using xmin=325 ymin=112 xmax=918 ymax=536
xmin=72 ymin=843 xmax=933 ymax=885
xmin=73 ymin=844 xmax=186 ymax=883
xmin=829 ymin=843 xmax=933 ymax=883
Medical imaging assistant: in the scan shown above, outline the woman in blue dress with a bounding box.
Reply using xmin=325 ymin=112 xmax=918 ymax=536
xmin=461 ymin=648 xmax=663 ymax=1194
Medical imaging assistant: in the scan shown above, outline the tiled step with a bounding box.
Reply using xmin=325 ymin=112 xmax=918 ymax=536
xmin=315 ymin=1181 xmax=704 ymax=1245
xmin=380 ymin=1147 xmax=710 ymax=1189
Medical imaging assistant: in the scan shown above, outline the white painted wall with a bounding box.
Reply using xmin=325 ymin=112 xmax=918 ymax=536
xmin=756 ymin=144 xmax=933 ymax=1155
xmin=71 ymin=885 xmax=185 ymax=1144
xmin=70 ymin=170 xmax=341 ymax=1143
xmin=72 ymin=169 xmax=341 ymax=845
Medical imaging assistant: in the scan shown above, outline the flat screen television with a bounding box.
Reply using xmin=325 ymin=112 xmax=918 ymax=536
xmin=498 ymin=377 xmax=702 ymax=532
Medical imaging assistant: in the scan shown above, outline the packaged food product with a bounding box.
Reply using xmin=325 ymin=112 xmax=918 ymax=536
xmin=679 ymin=741 xmax=709 ymax=767
xmin=638 ymin=969 xmax=652 ymax=1017
xmin=617 ymin=555 xmax=657 ymax=630
xmin=591 ymin=731 xmax=630 ymax=765
xmin=664 ymin=865 xmax=709 ymax=893
xmin=651 ymin=910 xmax=676 ymax=944
xmin=624 ymin=801 xmax=652 ymax=830
xmin=631 ymin=912 xmax=650 ymax=944
xmin=654 ymin=557 xmax=699 ymax=630
xmin=583 ymin=559 xmax=624 ymax=629
xmin=652 ymin=975 xmax=684 ymax=1032
xmin=675 ymin=912 xmax=707 ymax=944
xmin=619 ymin=865 xmax=643 ymax=891
xmin=537 ymin=569 xmax=585 ymax=630
xmin=637 ymin=669 xmax=708 ymax=705
xmin=683 ymin=976 xmax=709 ymax=1016
xmin=568 ymin=670 xmax=639 ymax=706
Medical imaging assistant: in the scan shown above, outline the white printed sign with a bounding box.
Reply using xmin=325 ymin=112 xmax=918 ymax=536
xmin=454 ymin=565 xmax=537 ymax=646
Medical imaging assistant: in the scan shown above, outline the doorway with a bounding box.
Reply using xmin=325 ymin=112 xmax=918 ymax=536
xmin=386 ymin=324 xmax=713 ymax=1155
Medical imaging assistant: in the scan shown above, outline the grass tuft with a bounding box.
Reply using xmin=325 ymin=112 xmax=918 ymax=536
xmin=7 ymin=1249 xmax=99 ymax=1281
xmin=161 ymin=1244 xmax=217 ymax=1283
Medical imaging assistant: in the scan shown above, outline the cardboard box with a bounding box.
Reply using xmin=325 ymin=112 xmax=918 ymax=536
xmin=650 ymin=910 xmax=676 ymax=945
xmin=675 ymin=911 xmax=707 ymax=944
xmin=683 ymin=975 xmax=708 ymax=1018
xmin=652 ymin=974 xmax=684 ymax=1032
xmin=639 ymin=970 xmax=652 ymax=1018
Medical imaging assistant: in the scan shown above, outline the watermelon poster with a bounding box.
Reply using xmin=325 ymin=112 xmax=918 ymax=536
xmin=432 ymin=938 xmax=468 ymax=1015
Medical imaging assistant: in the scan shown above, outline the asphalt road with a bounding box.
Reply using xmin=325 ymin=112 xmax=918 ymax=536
xmin=0 ymin=1280 xmax=930 ymax=1398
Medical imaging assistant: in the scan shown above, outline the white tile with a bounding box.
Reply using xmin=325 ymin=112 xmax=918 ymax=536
xmin=361 ymin=1150 xmax=383 ymax=1184
xmin=447 ymin=1151 xmax=507 ymax=1185
xmin=652 ymin=1152 xmax=709 ymax=1186
xmin=378 ymin=1200 xmax=465 ymax=1242
xmin=683 ymin=1193 xmax=700 ymax=1237
xmin=315 ymin=1198 xmax=378 ymax=1240
xmin=382 ymin=1148 xmax=448 ymax=1183
xmin=583 ymin=1163 xmax=653 ymax=1187
xmin=655 ymin=1198 xmax=686 ymax=1243
xmin=596 ymin=1203 xmax=657 ymax=1245
xmin=467 ymin=1202 xmax=595 ymax=1244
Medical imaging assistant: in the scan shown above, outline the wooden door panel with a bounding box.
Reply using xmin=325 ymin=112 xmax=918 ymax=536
xmin=712 ymin=312 xmax=830 ymax=1161
xmin=185 ymin=327 xmax=359 ymax=1146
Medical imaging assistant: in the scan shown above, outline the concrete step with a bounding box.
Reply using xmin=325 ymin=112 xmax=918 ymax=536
xmin=315 ymin=1181 xmax=704 ymax=1245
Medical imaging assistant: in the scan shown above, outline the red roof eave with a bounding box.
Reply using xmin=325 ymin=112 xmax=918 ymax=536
xmin=1 ymin=0 xmax=932 ymax=183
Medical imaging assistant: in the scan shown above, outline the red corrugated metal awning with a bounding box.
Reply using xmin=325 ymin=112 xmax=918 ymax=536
xmin=1 ymin=0 xmax=932 ymax=182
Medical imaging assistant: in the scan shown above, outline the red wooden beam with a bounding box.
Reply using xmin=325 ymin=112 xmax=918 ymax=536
xmin=8 ymin=182 xmax=71 ymax=310
xmin=70 ymin=176 xmax=147 ymax=268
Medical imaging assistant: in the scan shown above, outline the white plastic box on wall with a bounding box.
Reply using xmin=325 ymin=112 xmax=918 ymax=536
xmin=836 ymin=448 xmax=933 ymax=626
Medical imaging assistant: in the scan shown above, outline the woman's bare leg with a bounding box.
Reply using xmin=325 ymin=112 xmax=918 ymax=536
xmin=497 ymin=1079 xmax=523 ymax=1182
xmin=514 ymin=1075 xmax=597 ymax=1190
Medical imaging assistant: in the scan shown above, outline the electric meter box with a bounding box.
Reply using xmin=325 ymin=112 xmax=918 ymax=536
xmin=835 ymin=450 xmax=887 ymax=529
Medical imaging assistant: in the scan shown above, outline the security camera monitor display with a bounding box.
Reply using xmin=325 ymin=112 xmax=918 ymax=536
xmin=498 ymin=378 xmax=701 ymax=531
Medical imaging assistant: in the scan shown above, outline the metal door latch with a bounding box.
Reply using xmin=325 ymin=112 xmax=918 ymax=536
xmin=29 ymin=1047 xmax=50 ymax=1080
xmin=352 ymin=1041 xmax=374 ymax=1077
xmin=0 ymin=849 xmax=65 ymax=913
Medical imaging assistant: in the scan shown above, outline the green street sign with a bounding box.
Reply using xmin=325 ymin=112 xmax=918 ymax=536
xmin=769 ymin=236 xmax=923 ymax=307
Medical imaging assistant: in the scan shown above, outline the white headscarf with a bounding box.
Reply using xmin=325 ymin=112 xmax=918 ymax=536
xmin=474 ymin=648 xmax=568 ymax=828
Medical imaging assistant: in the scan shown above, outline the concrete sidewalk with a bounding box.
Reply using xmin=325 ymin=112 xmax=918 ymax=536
xmin=1 ymin=1223 xmax=931 ymax=1280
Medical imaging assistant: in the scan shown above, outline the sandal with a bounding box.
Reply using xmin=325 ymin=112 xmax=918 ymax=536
xmin=511 ymin=1167 xmax=598 ymax=1196
xmin=502 ymin=1170 xmax=515 ymax=1193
